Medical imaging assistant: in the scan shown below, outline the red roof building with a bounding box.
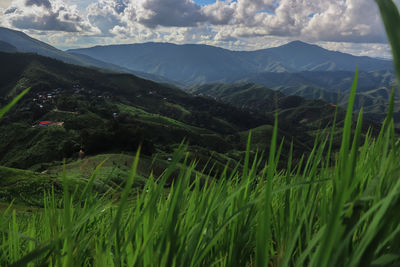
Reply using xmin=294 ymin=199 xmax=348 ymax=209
xmin=39 ymin=121 xmax=52 ymax=126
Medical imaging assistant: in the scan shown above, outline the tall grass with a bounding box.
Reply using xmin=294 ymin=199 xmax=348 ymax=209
xmin=1 ymin=78 xmax=400 ymax=266
xmin=1 ymin=1 xmax=400 ymax=266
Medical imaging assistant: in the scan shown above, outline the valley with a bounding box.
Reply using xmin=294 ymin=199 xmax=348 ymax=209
xmin=0 ymin=26 xmax=390 ymax=207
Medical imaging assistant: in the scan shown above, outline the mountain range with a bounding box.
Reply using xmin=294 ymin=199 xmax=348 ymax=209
xmin=190 ymin=82 xmax=400 ymax=125
xmin=68 ymin=41 xmax=394 ymax=85
xmin=0 ymin=26 xmax=388 ymax=182
xmin=0 ymin=52 xmax=294 ymax=168
xmin=0 ymin=27 xmax=174 ymax=84
xmin=1 ymin=50 xmax=371 ymax=171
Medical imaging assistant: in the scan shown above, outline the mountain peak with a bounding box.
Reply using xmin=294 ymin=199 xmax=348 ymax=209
xmin=284 ymin=40 xmax=319 ymax=48
xmin=0 ymin=27 xmax=28 ymax=37
xmin=287 ymin=40 xmax=309 ymax=45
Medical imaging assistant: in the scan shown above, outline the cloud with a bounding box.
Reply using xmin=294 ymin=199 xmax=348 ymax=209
xmin=0 ymin=0 xmax=393 ymax=58
xmin=0 ymin=0 xmax=13 ymax=9
xmin=318 ymin=42 xmax=391 ymax=59
xmin=0 ymin=0 xmax=388 ymax=43
xmin=25 ymin=0 xmax=51 ymax=8
xmin=132 ymin=0 xmax=206 ymax=28
xmin=302 ymin=0 xmax=387 ymax=43
xmin=110 ymin=0 xmax=387 ymax=44
xmin=86 ymin=0 xmax=128 ymax=35
xmin=1 ymin=0 xmax=97 ymax=33
xmin=202 ymin=1 xmax=235 ymax=25
xmin=199 ymin=0 xmax=387 ymax=44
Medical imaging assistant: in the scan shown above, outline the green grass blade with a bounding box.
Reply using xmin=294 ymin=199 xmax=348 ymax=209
xmin=255 ymin=113 xmax=278 ymax=267
xmin=312 ymin=69 xmax=358 ymax=267
xmin=0 ymin=88 xmax=30 ymax=119
xmin=376 ymin=0 xmax=400 ymax=86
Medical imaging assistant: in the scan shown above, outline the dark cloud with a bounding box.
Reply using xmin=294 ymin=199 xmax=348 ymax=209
xmin=12 ymin=14 xmax=80 ymax=32
xmin=137 ymin=0 xmax=206 ymax=28
xmin=114 ymin=0 xmax=128 ymax=14
xmin=4 ymin=7 xmax=17 ymax=14
xmin=25 ymin=0 xmax=51 ymax=8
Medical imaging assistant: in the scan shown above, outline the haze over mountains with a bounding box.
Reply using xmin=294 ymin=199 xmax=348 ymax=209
xmin=0 ymin=26 xmax=394 ymax=90
xmin=68 ymin=41 xmax=394 ymax=85
xmin=0 ymin=27 xmax=174 ymax=84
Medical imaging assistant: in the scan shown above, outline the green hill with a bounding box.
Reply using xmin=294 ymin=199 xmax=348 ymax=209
xmin=0 ymin=52 xmax=277 ymax=172
xmin=0 ymin=27 xmax=174 ymax=84
xmin=0 ymin=166 xmax=60 ymax=206
xmin=277 ymin=84 xmax=400 ymax=125
xmin=190 ymin=82 xmax=381 ymax=149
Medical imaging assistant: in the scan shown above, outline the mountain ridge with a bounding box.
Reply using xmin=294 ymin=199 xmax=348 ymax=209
xmin=0 ymin=27 xmax=175 ymax=85
xmin=68 ymin=40 xmax=394 ymax=85
xmin=0 ymin=51 xmax=364 ymax=170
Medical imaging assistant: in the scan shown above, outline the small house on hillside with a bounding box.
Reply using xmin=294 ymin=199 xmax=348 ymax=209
xmin=39 ymin=121 xmax=53 ymax=127
xmin=38 ymin=121 xmax=64 ymax=127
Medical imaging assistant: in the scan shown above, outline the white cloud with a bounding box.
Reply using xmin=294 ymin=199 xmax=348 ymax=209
xmin=202 ymin=1 xmax=235 ymax=25
xmin=302 ymin=0 xmax=386 ymax=43
xmin=199 ymin=0 xmax=387 ymax=44
xmin=86 ymin=0 xmax=128 ymax=35
xmin=1 ymin=0 xmax=98 ymax=33
xmin=0 ymin=0 xmax=13 ymax=9
xmin=318 ymin=42 xmax=392 ymax=59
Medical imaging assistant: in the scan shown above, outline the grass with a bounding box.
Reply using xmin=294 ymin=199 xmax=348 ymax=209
xmin=1 ymin=1 xmax=400 ymax=266
xmin=0 ymin=166 xmax=60 ymax=206
xmin=117 ymin=103 xmax=211 ymax=134
xmin=0 ymin=88 xmax=29 ymax=119
xmin=1 ymin=71 xmax=400 ymax=266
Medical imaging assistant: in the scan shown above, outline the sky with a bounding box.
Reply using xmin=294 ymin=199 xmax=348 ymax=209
xmin=0 ymin=0 xmax=398 ymax=58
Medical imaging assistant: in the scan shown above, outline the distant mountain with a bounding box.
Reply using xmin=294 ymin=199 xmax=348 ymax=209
xmin=190 ymin=82 xmax=386 ymax=142
xmin=242 ymin=70 xmax=398 ymax=124
xmin=0 ymin=27 xmax=174 ymax=84
xmin=215 ymin=69 xmax=396 ymax=124
xmin=191 ymin=82 xmax=331 ymax=115
xmin=278 ymin=85 xmax=400 ymax=124
xmin=191 ymin=80 xmax=400 ymax=126
xmin=250 ymin=41 xmax=392 ymax=72
xmin=234 ymin=70 xmax=396 ymax=93
xmin=68 ymin=41 xmax=394 ymax=85
xmin=0 ymin=27 xmax=78 ymax=62
xmin=70 ymin=42 xmax=249 ymax=84
xmin=0 ymin=40 xmax=17 ymax=53
xmin=68 ymin=51 xmax=179 ymax=85
xmin=190 ymin=83 xmax=284 ymax=112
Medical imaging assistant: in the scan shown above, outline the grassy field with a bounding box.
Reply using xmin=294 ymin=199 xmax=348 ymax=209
xmin=1 ymin=0 xmax=400 ymax=266
xmin=1 ymin=71 xmax=400 ymax=266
